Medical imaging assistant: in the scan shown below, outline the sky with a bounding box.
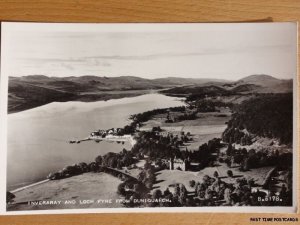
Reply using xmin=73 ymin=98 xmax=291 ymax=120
xmin=1 ymin=22 xmax=297 ymax=80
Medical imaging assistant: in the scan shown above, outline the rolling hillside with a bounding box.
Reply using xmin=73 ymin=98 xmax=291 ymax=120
xmin=235 ymin=74 xmax=293 ymax=93
xmin=8 ymin=74 xmax=293 ymax=113
xmin=10 ymin=75 xmax=217 ymax=113
xmin=162 ymin=74 xmax=293 ymax=97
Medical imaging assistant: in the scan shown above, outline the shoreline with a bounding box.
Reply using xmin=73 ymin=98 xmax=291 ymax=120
xmin=7 ymin=92 xmax=185 ymax=191
xmin=8 ymin=89 xmax=164 ymax=114
xmin=8 ymin=94 xmax=183 ymax=193
xmin=9 ymin=135 xmax=138 ymax=193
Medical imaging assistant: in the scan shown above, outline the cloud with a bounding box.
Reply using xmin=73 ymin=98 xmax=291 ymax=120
xmin=18 ymin=57 xmax=85 ymax=63
xmin=82 ymin=44 xmax=290 ymax=61
xmin=16 ymin=43 xmax=289 ymax=66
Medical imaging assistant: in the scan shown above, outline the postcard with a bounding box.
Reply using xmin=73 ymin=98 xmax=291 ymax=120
xmin=0 ymin=22 xmax=297 ymax=214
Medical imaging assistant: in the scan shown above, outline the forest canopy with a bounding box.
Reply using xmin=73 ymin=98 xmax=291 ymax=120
xmin=222 ymin=93 xmax=293 ymax=144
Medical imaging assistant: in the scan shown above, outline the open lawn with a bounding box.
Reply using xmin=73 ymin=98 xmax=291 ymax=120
xmin=8 ymin=172 xmax=124 ymax=211
xmin=141 ymin=110 xmax=230 ymax=151
xmin=153 ymin=163 xmax=275 ymax=194
xmin=119 ymin=159 xmax=146 ymax=178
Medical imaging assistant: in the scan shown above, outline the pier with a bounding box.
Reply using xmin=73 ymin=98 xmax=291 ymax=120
xmin=69 ymin=134 xmax=136 ymax=146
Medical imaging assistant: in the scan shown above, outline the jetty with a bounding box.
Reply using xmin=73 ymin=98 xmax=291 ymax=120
xmin=69 ymin=134 xmax=136 ymax=146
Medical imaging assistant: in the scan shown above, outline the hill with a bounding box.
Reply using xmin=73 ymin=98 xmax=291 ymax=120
xmin=8 ymin=74 xmax=293 ymax=113
xmin=12 ymin=75 xmax=166 ymax=92
xmin=12 ymin=75 xmax=230 ymax=91
xmin=235 ymin=74 xmax=293 ymax=93
xmin=237 ymin=74 xmax=282 ymax=86
xmin=9 ymin=75 xmax=224 ymax=113
xmin=8 ymin=75 xmax=174 ymax=113
xmin=222 ymin=93 xmax=293 ymax=145
xmin=8 ymin=79 xmax=77 ymax=113
xmin=162 ymin=74 xmax=292 ymax=97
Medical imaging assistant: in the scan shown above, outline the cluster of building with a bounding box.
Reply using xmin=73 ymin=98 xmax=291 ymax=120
xmin=90 ymin=128 xmax=124 ymax=138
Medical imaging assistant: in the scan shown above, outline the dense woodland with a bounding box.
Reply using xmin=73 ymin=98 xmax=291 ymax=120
xmin=186 ymin=99 xmax=233 ymax=112
xmin=222 ymin=93 xmax=293 ymax=145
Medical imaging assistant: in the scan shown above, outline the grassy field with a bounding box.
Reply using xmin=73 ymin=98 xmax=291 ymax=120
xmin=141 ymin=108 xmax=231 ymax=151
xmin=153 ymin=163 xmax=275 ymax=194
xmin=8 ymin=172 xmax=124 ymax=211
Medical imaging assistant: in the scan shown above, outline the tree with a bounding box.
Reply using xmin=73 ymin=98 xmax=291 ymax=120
xmin=152 ymin=126 xmax=162 ymax=132
xmin=6 ymin=191 xmax=15 ymax=203
xmin=47 ymin=172 xmax=61 ymax=180
xmin=144 ymin=160 xmax=152 ymax=170
xmin=152 ymin=189 xmax=163 ymax=199
xmin=248 ymin=149 xmax=256 ymax=157
xmin=145 ymin=179 xmax=153 ymax=189
xmin=117 ymin=183 xmax=126 ymax=196
xmin=173 ymin=184 xmax=181 ymax=199
xmin=95 ymin=155 xmax=103 ymax=165
xmin=178 ymin=184 xmax=188 ymax=205
xmin=78 ymin=162 xmax=89 ymax=172
xmin=226 ymin=143 xmax=233 ymax=156
xmin=147 ymin=173 xmax=156 ymax=185
xmin=89 ymin=162 xmax=98 ymax=172
xmin=247 ymin=178 xmax=255 ymax=187
xmin=162 ymin=188 xmax=174 ymax=207
xmin=133 ymin=183 xmax=147 ymax=194
xmin=117 ymin=161 xmax=123 ymax=170
xmin=163 ymin=188 xmax=171 ymax=196
xmin=213 ymin=171 xmax=219 ymax=179
xmin=203 ymin=175 xmax=211 ymax=184
xmin=227 ymin=170 xmax=233 ymax=178
xmin=189 ymin=180 xmax=196 ymax=188
xmin=137 ymin=171 xmax=146 ymax=183
xmin=240 ymin=157 xmax=250 ymax=171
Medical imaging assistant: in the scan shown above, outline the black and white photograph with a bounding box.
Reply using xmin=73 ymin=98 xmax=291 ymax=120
xmin=0 ymin=22 xmax=297 ymax=214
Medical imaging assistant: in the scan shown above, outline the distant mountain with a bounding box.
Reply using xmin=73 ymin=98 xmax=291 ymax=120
xmin=235 ymin=74 xmax=293 ymax=93
xmin=237 ymin=74 xmax=284 ymax=86
xmin=8 ymin=78 xmax=77 ymax=113
xmin=11 ymin=75 xmax=166 ymax=92
xmin=18 ymin=75 xmax=52 ymax=81
xmin=161 ymin=74 xmax=293 ymax=97
xmin=8 ymin=74 xmax=293 ymax=113
xmin=9 ymin=75 xmax=230 ymax=94
xmin=9 ymin=75 xmax=225 ymax=113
